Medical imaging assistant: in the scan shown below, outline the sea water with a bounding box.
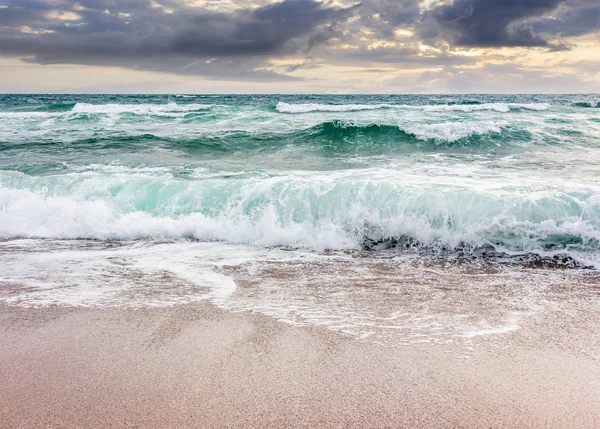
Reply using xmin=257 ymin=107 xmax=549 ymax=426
xmin=1 ymin=94 xmax=599 ymax=341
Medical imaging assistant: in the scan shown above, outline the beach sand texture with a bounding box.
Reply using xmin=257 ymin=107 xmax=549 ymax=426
xmin=2 ymin=264 xmax=600 ymax=428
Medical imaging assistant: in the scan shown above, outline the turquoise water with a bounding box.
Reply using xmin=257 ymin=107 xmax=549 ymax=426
xmin=1 ymin=94 xmax=600 ymax=267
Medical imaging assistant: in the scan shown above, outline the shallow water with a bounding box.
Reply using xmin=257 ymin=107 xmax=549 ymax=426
xmin=1 ymin=239 xmax=599 ymax=345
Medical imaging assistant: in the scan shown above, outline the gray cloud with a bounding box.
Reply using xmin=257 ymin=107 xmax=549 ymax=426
xmin=429 ymin=0 xmax=566 ymax=48
xmin=0 ymin=0 xmax=599 ymax=83
xmin=357 ymin=0 xmax=421 ymax=37
xmin=532 ymin=0 xmax=600 ymax=38
xmin=326 ymin=44 xmax=479 ymax=67
xmin=374 ymin=61 xmax=600 ymax=93
xmin=0 ymin=0 xmax=357 ymax=79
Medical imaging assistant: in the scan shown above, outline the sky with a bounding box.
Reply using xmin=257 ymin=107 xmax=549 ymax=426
xmin=0 ymin=0 xmax=599 ymax=93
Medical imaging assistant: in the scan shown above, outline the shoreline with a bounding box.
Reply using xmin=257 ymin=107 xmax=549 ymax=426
xmin=1 ymin=299 xmax=599 ymax=428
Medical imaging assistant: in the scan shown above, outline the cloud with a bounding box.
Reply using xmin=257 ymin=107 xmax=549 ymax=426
xmin=360 ymin=0 xmax=421 ymax=28
xmin=0 ymin=0 xmax=599 ymax=89
xmin=0 ymin=0 xmax=357 ymax=80
xmin=380 ymin=62 xmax=600 ymax=93
xmin=430 ymin=0 xmax=566 ymax=48
xmin=532 ymin=0 xmax=600 ymax=38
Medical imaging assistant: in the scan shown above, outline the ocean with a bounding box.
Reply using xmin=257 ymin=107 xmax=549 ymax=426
xmin=1 ymin=94 xmax=599 ymax=342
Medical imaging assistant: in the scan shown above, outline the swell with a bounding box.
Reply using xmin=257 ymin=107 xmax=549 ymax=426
xmin=0 ymin=102 xmax=215 ymax=117
xmin=1 ymin=171 xmax=599 ymax=268
xmin=308 ymin=120 xmax=513 ymax=144
xmin=71 ymin=102 xmax=214 ymax=115
xmin=0 ymin=119 xmax=519 ymax=155
xmin=573 ymin=101 xmax=600 ymax=108
xmin=41 ymin=102 xmax=77 ymax=112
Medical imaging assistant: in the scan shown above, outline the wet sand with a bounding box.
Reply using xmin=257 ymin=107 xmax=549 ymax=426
xmin=1 ymin=298 xmax=600 ymax=429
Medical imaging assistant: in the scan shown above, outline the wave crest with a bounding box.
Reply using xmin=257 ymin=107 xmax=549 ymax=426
xmin=0 ymin=171 xmax=598 ymax=267
xmin=276 ymin=101 xmax=549 ymax=114
xmin=400 ymin=120 xmax=508 ymax=143
xmin=573 ymin=101 xmax=600 ymax=108
xmin=311 ymin=120 xmax=509 ymax=144
xmin=276 ymin=102 xmax=390 ymax=113
xmin=71 ymin=102 xmax=213 ymax=115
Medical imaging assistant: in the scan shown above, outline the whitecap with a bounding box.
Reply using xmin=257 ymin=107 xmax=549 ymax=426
xmin=275 ymin=101 xmax=549 ymax=114
xmin=71 ymin=102 xmax=213 ymax=115
xmin=400 ymin=120 xmax=508 ymax=142
xmin=276 ymin=102 xmax=390 ymax=113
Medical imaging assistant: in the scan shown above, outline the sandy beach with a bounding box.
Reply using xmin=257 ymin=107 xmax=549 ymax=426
xmin=1 ymin=286 xmax=600 ymax=429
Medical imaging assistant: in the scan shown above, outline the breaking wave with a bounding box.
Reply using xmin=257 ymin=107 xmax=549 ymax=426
xmin=0 ymin=119 xmax=516 ymax=152
xmin=0 ymin=170 xmax=598 ymax=268
xmin=276 ymin=101 xmax=549 ymax=113
xmin=309 ymin=120 xmax=510 ymax=144
xmin=573 ymin=101 xmax=600 ymax=108
xmin=71 ymin=102 xmax=214 ymax=115
xmin=276 ymin=102 xmax=391 ymax=113
xmin=400 ymin=120 xmax=508 ymax=142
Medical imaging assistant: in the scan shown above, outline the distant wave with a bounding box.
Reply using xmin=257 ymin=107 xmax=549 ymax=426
xmin=308 ymin=120 xmax=509 ymax=144
xmin=420 ymin=103 xmax=549 ymax=113
xmin=447 ymin=100 xmax=483 ymax=105
xmin=276 ymin=102 xmax=391 ymax=113
xmin=276 ymin=101 xmax=549 ymax=114
xmin=71 ymin=102 xmax=214 ymax=115
xmin=0 ymin=101 xmax=549 ymax=121
xmin=0 ymin=119 xmax=515 ymax=151
xmin=573 ymin=101 xmax=600 ymax=108
xmin=0 ymin=102 xmax=215 ymax=119
xmin=45 ymin=102 xmax=77 ymax=112
xmin=0 ymin=111 xmax=62 ymax=118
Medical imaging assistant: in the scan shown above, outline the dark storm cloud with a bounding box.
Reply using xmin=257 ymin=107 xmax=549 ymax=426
xmin=0 ymin=0 xmax=357 ymax=79
xmin=0 ymin=1 xmax=53 ymax=26
xmin=532 ymin=0 xmax=600 ymax=38
xmin=145 ymin=56 xmax=310 ymax=80
xmin=430 ymin=0 xmax=566 ymax=48
xmin=1 ymin=0 xmax=599 ymax=80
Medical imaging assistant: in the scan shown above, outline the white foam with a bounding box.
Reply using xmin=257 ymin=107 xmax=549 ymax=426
xmin=2 ymin=239 xmax=599 ymax=348
xmin=276 ymin=102 xmax=549 ymax=114
xmin=421 ymin=103 xmax=549 ymax=113
xmin=0 ymin=241 xmax=241 ymax=308
xmin=0 ymin=170 xmax=599 ymax=268
xmin=71 ymin=102 xmax=213 ymax=115
xmin=0 ymin=186 xmax=356 ymax=250
xmin=400 ymin=120 xmax=508 ymax=142
xmin=0 ymin=111 xmax=61 ymax=119
xmin=0 ymin=240 xmax=569 ymax=342
xmin=276 ymin=102 xmax=390 ymax=113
